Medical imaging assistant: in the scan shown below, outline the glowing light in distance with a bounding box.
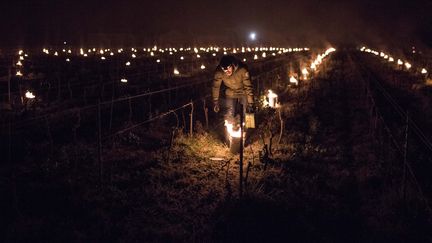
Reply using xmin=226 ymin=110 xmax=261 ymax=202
xmin=25 ymin=91 xmax=35 ymax=98
xmin=302 ymin=68 xmax=309 ymax=79
xmin=290 ymin=76 xmax=298 ymax=86
xmin=404 ymin=62 xmax=411 ymax=69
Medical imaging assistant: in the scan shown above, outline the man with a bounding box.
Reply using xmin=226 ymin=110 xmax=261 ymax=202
xmin=212 ymin=55 xmax=254 ymax=123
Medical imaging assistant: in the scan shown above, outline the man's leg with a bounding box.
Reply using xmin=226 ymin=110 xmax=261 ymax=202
xmin=224 ymin=97 xmax=235 ymax=123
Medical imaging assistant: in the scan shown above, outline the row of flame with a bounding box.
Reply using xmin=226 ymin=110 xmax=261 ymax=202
xmin=225 ymin=47 xmax=337 ymax=139
xmin=15 ymin=51 xmax=36 ymax=99
xmin=14 ymin=46 xmax=309 ymax=86
xmin=17 ymin=47 xmax=335 ymax=106
xmin=359 ymin=46 xmax=428 ymax=75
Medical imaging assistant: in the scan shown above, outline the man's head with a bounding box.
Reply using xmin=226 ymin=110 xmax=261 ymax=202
xmin=220 ymin=55 xmax=237 ymax=76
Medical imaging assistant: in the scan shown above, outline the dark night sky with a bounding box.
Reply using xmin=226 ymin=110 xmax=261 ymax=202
xmin=1 ymin=0 xmax=431 ymax=48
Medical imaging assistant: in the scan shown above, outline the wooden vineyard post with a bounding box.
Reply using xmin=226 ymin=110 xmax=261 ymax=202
xmin=8 ymin=116 xmax=11 ymax=166
xmin=402 ymin=112 xmax=409 ymax=201
xmin=45 ymin=116 xmax=53 ymax=159
xmin=189 ymin=101 xmax=194 ymax=137
xmin=98 ymin=99 xmax=103 ymax=185
xmin=7 ymin=66 xmax=11 ymax=105
xmin=128 ymin=97 xmax=132 ymax=124
xmin=109 ymin=84 xmax=114 ymax=132
xmin=203 ymin=99 xmax=209 ymax=129
xmin=97 ymin=73 xmax=103 ymax=186
xmin=278 ymin=108 xmax=283 ymax=144
xmin=239 ymin=104 xmax=244 ymax=198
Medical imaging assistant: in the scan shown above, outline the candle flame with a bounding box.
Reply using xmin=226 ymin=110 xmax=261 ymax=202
xmin=224 ymin=120 xmax=241 ymax=138
xmin=25 ymin=91 xmax=35 ymax=99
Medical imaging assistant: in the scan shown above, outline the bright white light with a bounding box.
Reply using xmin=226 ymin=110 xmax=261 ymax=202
xmin=225 ymin=120 xmax=241 ymax=138
xmin=404 ymin=62 xmax=411 ymax=69
xmin=302 ymin=68 xmax=309 ymax=79
xmin=290 ymin=76 xmax=298 ymax=86
xmin=173 ymin=68 xmax=180 ymax=75
xmin=311 ymin=63 xmax=316 ymax=70
xmin=126 ymin=61 xmax=131 ymax=66
xmin=421 ymin=68 xmax=428 ymax=74
xmin=25 ymin=91 xmax=35 ymax=99
xmin=156 ymin=59 xmax=161 ymax=63
xmin=249 ymin=32 xmax=256 ymax=41
xmin=120 ymin=78 xmax=128 ymax=83
xmin=267 ymin=90 xmax=278 ymax=108
xmin=200 ymin=64 xmax=206 ymax=69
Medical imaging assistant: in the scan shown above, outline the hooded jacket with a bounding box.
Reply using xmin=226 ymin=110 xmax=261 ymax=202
xmin=212 ymin=63 xmax=254 ymax=104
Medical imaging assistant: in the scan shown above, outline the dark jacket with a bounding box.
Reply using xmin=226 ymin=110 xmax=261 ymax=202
xmin=212 ymin=63 xmax=254 ymax=104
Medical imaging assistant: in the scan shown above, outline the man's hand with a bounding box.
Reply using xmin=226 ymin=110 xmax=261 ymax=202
xmin=247 ymin=104 xmax=254 ymax=113
xmin=213 ymin=103 xmax=220 ymax=113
